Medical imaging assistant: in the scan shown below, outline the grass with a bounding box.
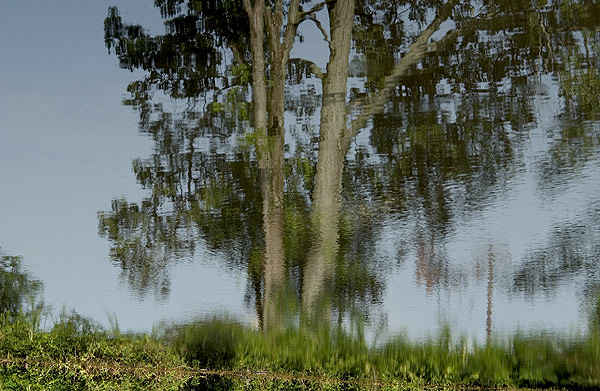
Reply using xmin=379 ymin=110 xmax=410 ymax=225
xmin=161 ymin=318 xmax=600 ymax=390
xmin=0 ymin=313 xmax=189 ymax=390
xmin=0 ymin=313 xmax=598 ymax=390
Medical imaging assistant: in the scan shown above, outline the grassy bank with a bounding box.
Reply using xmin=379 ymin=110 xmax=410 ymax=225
xmin=0 ymin=313 xmax=190 ymax=390
xmin=1 ymin=314 xmax=599 ymax=390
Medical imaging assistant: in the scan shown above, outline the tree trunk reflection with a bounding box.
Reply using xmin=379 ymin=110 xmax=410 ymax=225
xmin=302 ymin=0 xmax=355 ymax=319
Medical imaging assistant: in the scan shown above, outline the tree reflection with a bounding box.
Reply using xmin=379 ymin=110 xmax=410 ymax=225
xmin=101 ymin=0 xmax=600 ymax=332
xmin=513 ymin=211 xmax=600 ymax=298
xmin=0 ymin=252 xmax=42 ymax=318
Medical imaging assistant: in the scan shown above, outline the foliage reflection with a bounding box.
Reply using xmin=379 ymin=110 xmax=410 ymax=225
xmin=100 ymin=0 xmax=600 ymax=336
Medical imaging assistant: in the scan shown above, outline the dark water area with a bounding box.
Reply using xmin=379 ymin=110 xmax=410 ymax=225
xmin=1 ymin=0 xmax=600 ymax=346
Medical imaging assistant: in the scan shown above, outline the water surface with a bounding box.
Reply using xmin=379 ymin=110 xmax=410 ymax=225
xmin=1 ymin=0 xmax=600 ymax=343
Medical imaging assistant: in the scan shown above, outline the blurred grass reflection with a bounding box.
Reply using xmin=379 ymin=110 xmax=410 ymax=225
xmin=163 ymin=318 xmax=600 ymax=390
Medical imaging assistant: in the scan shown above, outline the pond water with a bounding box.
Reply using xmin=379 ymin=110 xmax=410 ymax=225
xmin=1 ymin=0 xmax=600 ymax=343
